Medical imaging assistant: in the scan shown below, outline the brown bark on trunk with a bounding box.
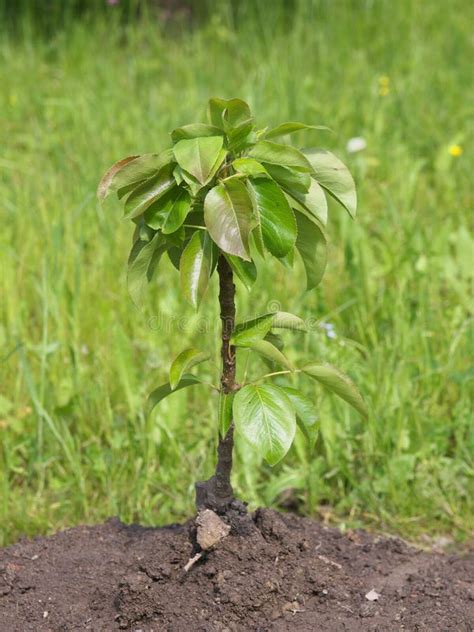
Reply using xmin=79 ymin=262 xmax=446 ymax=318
xmin=195 ymin=256 xmax=237 ymax=512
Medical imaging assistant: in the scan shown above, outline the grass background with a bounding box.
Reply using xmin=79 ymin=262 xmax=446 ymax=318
xmin=0 ymin=0 xmax=472 ymax=546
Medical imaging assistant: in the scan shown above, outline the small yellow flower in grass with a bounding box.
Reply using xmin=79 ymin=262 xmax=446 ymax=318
xmin=378 ymin=75 xmax=390 ymax=97
xmin=448 ymin=144 xmax=463 ymax=157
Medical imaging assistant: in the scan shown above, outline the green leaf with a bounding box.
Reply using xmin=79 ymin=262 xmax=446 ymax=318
xmin=171 ymin=124 xmax=224 ymax=143
xmin=233 ymin=312 xmax=305 ymax=346
xmin=247 ymin=177 xmax=297 ymax=258
xmin=209 ymin=240 xmax=220 ymax=274
xmin=231 ymin=313 xmax=274 ymax=346
xmin=265 ymin=122 xmax=330 ymax=140
xmin=97 ymin=150 xmax=173 ymax=200
xmin=169 ymin=348 xmax=210 ymax=390
xmin=127 ymin=231 xmax=167 ymax=307
xmin=178 ymin=167 xmax=204 ymax=196
xmin=263 ymin=163 xmax=311 ymax=194
xmin=165 ymin=225 xmax=186 ymax=247
xmin=131 ymin=220 xmax=155 ymax=248
xmin=286 ymin=178 xmax=328 ymax=226
xmin=173 ymin=164 xmax=184 ymax=185
xmin=264 ymin=332 xmax=284 ymax=351
xmin=124 ymin=165 xmax=176 ymax=220
xmin=173 ymin=136 xmax=225 ymax=185
xmin=303 ymin=149 xmax=357 ymax=218
xmin=117 ymin=181 xmax=146 ymax=201
xmin=144 ymin=187 xmax=192 ymax=233
xmin=295 ymin=211 xmax=328 ymax=290
xmin=272 ymin=311 xmax=307 ymax=331
xmin=226 ymin=119 xmax=255 ymax=152
xmin=147 ymin=374 xmax=202 ymax=415
xmin=232 ymin=158 xmax=268 ymax=177
xmin=204 ymin=179 xmax=256 ymax=261
xmin=302 ymin=363 xmax=368 ymax=418
xmin=251 ymin=223 xmax=266 ymax=259
xmin=249 ymin=141 xmax=313 ymax=172
xmin=208 ymin=97 xmax=252 ymax=129
xmin=233 ymin=384 xmax=296 ymax=466
xmin=206 ymin=148 xmax=229 ymax=181
xmin=219 ymin=392 xmax=234 ymax=437
xmin=179 ymin=230 xmax=212 ymax=308
xmin=98 ymin=155 xmax=139 ymax=199
xmin=281 ymin=386 xmax=318 ymax=448
xmin=247 ymin=339 xmax=293 ymax=371
xmin=225 ymin=255 xmax=257 ymax=291
xmin=167 ymin=244 xmax=184 ymax=271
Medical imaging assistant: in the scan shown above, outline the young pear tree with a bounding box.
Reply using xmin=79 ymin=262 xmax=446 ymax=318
xmin=98 ymin=97 xmax=367 ymax=514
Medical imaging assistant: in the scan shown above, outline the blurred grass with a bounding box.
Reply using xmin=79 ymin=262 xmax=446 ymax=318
xmin=0 ymin=0 xmax=472 ymax=546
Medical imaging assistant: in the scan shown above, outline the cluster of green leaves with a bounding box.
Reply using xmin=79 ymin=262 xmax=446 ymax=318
xmin=98 ymin=97 xmax=356 ymax=306
xmin=146 ymin=309 xmax=367 ymax=465
xmin=98 ymin=97 xmax=366 ymax=466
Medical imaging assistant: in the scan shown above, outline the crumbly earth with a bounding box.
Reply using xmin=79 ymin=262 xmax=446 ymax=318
xmin=0 ymin=509 xmax=472 ymax=631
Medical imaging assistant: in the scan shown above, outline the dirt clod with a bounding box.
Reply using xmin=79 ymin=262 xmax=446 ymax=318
xmin=0 ymin=509 xmax=472 ymax=631
xmin=196 ymin=509 xmax=231 ymax=550
xmin=365 ymin=588 xmax=381 ymax=601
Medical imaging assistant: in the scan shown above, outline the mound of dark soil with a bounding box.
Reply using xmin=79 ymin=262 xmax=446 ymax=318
xmin=0 ymin=509 xmax=472 ymax=631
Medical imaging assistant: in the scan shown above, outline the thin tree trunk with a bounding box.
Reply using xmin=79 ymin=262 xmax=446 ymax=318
xmin=195 ymin=256 xmax=237 ymax=512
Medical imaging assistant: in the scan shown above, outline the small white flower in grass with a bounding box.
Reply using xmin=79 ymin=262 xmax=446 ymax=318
xmin=346 ymin=137 xmax=367 ymax=154
xmin=321 ymin=323 xmax=337 ymax=339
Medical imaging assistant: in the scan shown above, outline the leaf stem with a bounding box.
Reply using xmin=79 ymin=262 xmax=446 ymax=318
xmin=245 ymin=369 xmax=301 ymax=385
xmin=205 ymin=382 xmax=221 ymax=392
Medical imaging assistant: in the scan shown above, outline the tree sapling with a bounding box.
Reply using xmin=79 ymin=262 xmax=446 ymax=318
xmin=98 ymin=98 xmax=367 ymax=515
